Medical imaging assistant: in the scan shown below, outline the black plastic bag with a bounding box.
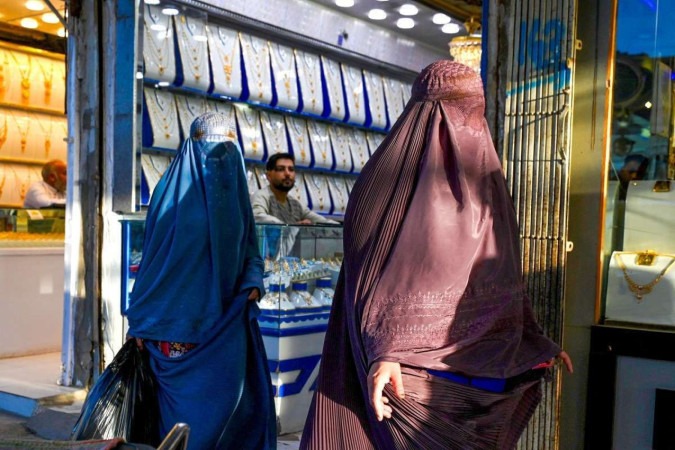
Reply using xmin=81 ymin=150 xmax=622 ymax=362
xmin=71 ymin=339 xmax=160 ymax=446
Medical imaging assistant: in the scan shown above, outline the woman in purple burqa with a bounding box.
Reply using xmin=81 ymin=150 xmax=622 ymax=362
xmin=300 ymin=60 xmax=573 ymax=449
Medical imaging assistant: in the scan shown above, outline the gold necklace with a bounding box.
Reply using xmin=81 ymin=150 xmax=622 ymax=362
xmin=9 ymin=51 xmax=32 ymax=104
xmin=349 ymin=129 xmax=367 ymax=169
xmin=144 ymin=6 xmax=171 ymax=77
xmin=299 ymin=51 xmax=319 ymax=111
xmin=37 ymin=58 xmax=55 ymax=105
xmin=36 ymin=115 xmax=54 ymax=158
xmin=270 ymin=43 xmax=294 ymax=100
xmin=176 ymin=96 xmax=206 ymax=137
xmin=12 ymin=112 xmax=31 ymax=153
xmin=260 ymin=111 xmax=287 ymax=155
xmin=331 ymin=126 xmax=350 ymax=170
xmin=614 ymin=252 xmax=675 ymax=302
xmin=235 ymin=106 xmax=262 ymax=156
xmin=0 ymin=115 xmax=7 ymax=151
xmin=241 ymin=34 xmax=270 ymax=100
xmin=144 ymin=88 xmax=178 ymax=142
xmin=0 ymin=166 xmax=6 ymax=197
xmin=328 ymin=177 xmax=347 ymax=212
xmin=213 ymin=28 xmax=239 ymax=86
xmin=287 ymin=117 xmax=308 ymax=163
xmin=309 ymin=122 xmax=330 ymax=164
xmin=0 ymin=50 xmax=8 ymax=101
xmin=177 ymin=15 xmax=206 ymax=83
xmin=307 ymin=174 xmax=327 ymax=210
xmin=386 ymin=78 xmax=405 ymax=121
xmin=365 ymin=71 xmax=385 ymax=125
xmin=344 ymin=66 xmax=362 ymax=117
xmin=322 ymin=58 xmax=343 ymax=116
xmin=10 ymin=166 xmax=27 ymax=202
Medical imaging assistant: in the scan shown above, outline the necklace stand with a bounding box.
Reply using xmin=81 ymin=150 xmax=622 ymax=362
xmin=141 ymin=154 xmax=172 ymax=197
xmin=143 ymin=4 xmax=176 ymax=83
xmin=207 ymin=25 xmax=244 ymax=99
xmin=143 ymin=87 xmax=180 ymax=150
xmin=344 ymin=177 xmax=356 ymax=194
xmin=347 ymin=129 xmax=368 ymax=173
xmin=305 ymin=173 xmax=332 ymax=214
xmin=341 ymin=64 xmax=366 ymax=126
xmin=260 ymin=110 xmax=289 ymax=157
xmin=307 ymin=121 xmax=334 ymax=170
xmin=174 ymin=14 xmax=210 ymax=92
xmin=240 ymin=33 xmax=273 ymax=105
xmin=175 ymin=94 xmax=208 ymax=142
xmin=328 ymin=125 xmax=353 ymax=173
xmin=270 ymin=42 xmax=299 ymax=111
xmin=321 ymin=56 xmax=346 ymax=121
xmin=289 ymin=171 xmax=310 ymax=209
xmin=327 ymin=175 xmax=349 ymax=215
xmin=295 ymin=50 xmax=324 ymax=116
xmin=366 ymin=131 xmax=385 ymax=158
xmin=384 ymin=77 xmax=406 ymax=127
xmin=363 ymin=70 xmax=388 ymax=129
xmin=285 ymin=116 xmax=311 ymax=168
xmin=234 ymin=104 xmax=265 ymax=161
xmin=606 ymin=251 xmax=675 ymax=326
xmin=246 ymin=165 xmax=260 ymax=197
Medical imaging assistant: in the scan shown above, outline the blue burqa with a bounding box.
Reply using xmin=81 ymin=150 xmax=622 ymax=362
xmin=126 ymin=138 xmax=276 ymax=449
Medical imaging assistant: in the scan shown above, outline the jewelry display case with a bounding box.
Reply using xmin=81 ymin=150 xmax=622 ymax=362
xmin=120 ymin=218 xmax=343 ymax=434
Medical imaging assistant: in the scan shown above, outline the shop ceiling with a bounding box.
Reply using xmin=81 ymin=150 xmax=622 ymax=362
xmin=0 ymin=0 xmax=65 ymax=36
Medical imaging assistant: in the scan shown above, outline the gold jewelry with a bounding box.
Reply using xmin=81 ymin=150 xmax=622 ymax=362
xmin=298 ymin=51 xmax=320 ymax=111
xmin=364 ymin=71 xmax=385 ymax=125
xmin=348 ymin=129 xmax=368 ymax=170
xmin=386 ymin=77 xmax=405 ymax=122
xmin=270 ymin=43 xmax=295 ymax=100
xmin=211 ymin=27 xmax=239 ymax=86
xmin=175 ymin=95 xmax=206 ymax=137
xmin=0 ymin=166 xmax=6 ymax=198
xmin=10 ymin=166 xmax=27 ymax=202
xmin=176 ymin=15 xmax=207 ymax=83
xmin=344 ymin=65 xmax=363 ymax=118
xmin=8 ymin=51 xmax=32 ymax=104
xmin=0 ymin=50 xmax=8 ymax=102
xmin=0 ymin=115 xmax=7 ymax=151
xmin=235 ymin=105 xmax=262 ymax=157
xmin=241 ymin=34 xmax=270 ymax=101
xmin=322 ymin=57 xmax=343 ymax=116
xmin=330 ymin=126 xmax=350 ymax=171
xmin=307 ymin=174 xmax=329 ymax=211
xmin=144 ymin=6 xmax=172 ymax=77
xmin=144 ymin=88 xmax=178 ymax=143
xmin=328 ymin=177 xmax=348 ymax=213
xmin=35 ymin=115 xmax=54 ymax=158
xmin=37 ymin=58 xmax=55 ymax=105
xmin=614 ymin=252 xmax=675 ymax=302
xmin=12 ymin=112 xmax=31 ymax=153
xmin=308 ymin=121 xmax=331 ymax=166
xmin=286 ymin=116 xmax=309 ymax=164
xmin=260 ymin=111 xmax=287 ymax=155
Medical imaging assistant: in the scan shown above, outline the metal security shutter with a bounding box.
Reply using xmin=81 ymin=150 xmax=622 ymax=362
xmin=486 ymin=0 xmax=577 ymax=448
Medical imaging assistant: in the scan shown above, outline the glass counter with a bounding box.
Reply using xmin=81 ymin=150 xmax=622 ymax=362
xmin=0 ymin=208 xmax=65 ymax=247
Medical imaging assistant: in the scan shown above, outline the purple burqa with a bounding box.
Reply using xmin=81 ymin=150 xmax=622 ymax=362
xmin=301 ymin=61 xmax=561 ymax=449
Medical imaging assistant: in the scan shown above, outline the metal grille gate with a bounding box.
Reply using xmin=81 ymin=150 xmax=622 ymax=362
xmin=487 ymin=0 xmax=577 ymax=448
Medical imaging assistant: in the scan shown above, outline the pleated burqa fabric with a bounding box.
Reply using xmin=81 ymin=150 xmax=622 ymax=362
xmin=300 ymin=61 xmax=561 ymax=449
xmin=126 ymin=114 xmax=276 ymax=450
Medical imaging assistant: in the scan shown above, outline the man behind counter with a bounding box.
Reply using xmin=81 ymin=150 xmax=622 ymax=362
xmin=252 ymin=153 xmax=339 ymax=225
xmin=24 ymin=159 xmax=67 ymax=209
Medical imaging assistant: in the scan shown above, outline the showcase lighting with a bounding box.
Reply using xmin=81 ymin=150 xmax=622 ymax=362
xmin=41 ymin=12 xmax=59 ymax=24
xmin=161 ymin=7 xmax=180 ymax=15
xmin=368 ymin=9 xmax=387 ymax=20
xmin=432 ymin=13 xmax=451 ymax=25
xmin=399 ymin=4 xmax=419 ymax=16
xmin=335 ymin=0 xmax=355 ymax=7
xmin=441 ymin=23 xmax=461 ymax=34
xmin=20 ymin=18 xmax=39 ymax=29
xmin=25 ymin=1 xmax=45 ymax=12
xmin=396 ymin=18 xmax=415 ymax=29
xmin=144 ymin=0 xmax=161 ymax=4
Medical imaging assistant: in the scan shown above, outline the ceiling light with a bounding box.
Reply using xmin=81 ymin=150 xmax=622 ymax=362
xmin=57 ymin=27 xmax=66 ymax=37
xmin=396 ymin=18 xmax=415 ymax=29
xmin=149 ymin=23 xmax=166 ymax=31
xmin=335 ymin=0 xmax=355 ymax=7
xmin=41 ymin=12 xmax=59 ymax=24
xmin=376 ymin=0 xmax=388 ymax=2
xmin=432 ymin=13 xmax=451 ymax=25
xmin=399 ymin=4 xmax=419 ymax=16
xmin=368 ymin=9 xmax=387 ymax=20
xmin=25 ymin=1 xmax=45 ymax=11
xmin=161 ymin=7 xmax=179 ymax=15
xmin=20 ymin=18 xmax=39 ymax=29
xmin=144 ymin=0 xmax=161 ymax=4
xmin=442 ymin=23 xmax=461 ymax=34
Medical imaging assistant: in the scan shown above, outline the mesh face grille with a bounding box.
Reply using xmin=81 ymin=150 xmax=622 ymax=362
xmin=190 ymin=111 xmax=236 ymax=142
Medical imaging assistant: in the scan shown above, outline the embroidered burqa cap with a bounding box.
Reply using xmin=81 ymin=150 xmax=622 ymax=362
xmin=301 ymin=60 xmax=560 ymax=449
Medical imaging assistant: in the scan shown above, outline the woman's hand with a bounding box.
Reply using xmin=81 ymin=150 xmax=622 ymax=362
xmin=247 ymin=287 xmax=261 ymax=302
xmin=367 ymin=361 xmax=405 ymax=421
xmin=557 ymin=350 xmax=574 ymax=374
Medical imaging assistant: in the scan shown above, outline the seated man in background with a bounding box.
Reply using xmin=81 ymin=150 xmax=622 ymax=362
xmin=24 ymin=159 xmax=67 ymax=209
xmin=252 ymin=153 xmax=339 ymax=225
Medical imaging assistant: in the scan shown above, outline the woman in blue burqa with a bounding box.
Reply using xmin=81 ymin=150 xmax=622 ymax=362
xmin=126 ymin=112 xmax=276 ymax=449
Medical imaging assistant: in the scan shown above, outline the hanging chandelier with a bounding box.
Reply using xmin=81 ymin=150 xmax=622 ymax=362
xmin=448 ymin=17 xmax=482 ymax=74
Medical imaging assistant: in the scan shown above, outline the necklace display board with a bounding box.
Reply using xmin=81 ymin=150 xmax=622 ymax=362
xmin=174 ymin=14 xmax=210 ymax=92
xmin=326 ymin=175 xmax=349 ymax=215
xmin=143 ymin=4 xmax=176 ymax=83
xmin=321 ymin=56 xmax=346 ymax=121
xmin=341 ymin=64 xmax=366 ymax=126
xmin=175 ymin=93 xmax=209 ymax=143
xmin=245 ymin=165 xmax=260 ymax=197
xmin=206 ymin=100 xmax=239 ymax=141
xmin=606 ymin=251 xmax=675 ymax=327
xmin=624 ymin=180 xmax=675 ymax=253
xmin=234 ymin=104 xmax=265 ymax=161
xmin=254 ymin=165 xmax=268 ymax=189
xmin=384 ymin=77 xmax=406 ymax=127
xmin=0 ymin=163 xmax=36 ymax=207
xmin=288 ymin=171 xmax=310 ymax=209
xmin=346 ymin=128 xmax=368 ymax=173
xmin=285 ymin=115 xmax=311 ymax=168
xmin=304 ymin=172 xmax=332 ymax=214
xmin=141 ymin=154 xmax=173 ymax=197
xmin=269 ymin=42 xmax=299 ymax=111
xmin=307 ymin=121 xmax=334 ymax=170
xmin=143 ymin=87 xmax=181 ymax=150
xmin=401 ymin=81 xmax=412 ymax=105
xmin=365 ymin=131 xmax=385 ymax=157
xmin=328 ymin=125 xmax=353 ymax=173
xmin=207 ymin=25 xmax=244 ymax=98
xmin=260 ymin=110 xmax=289 ymax=157
xmin=240 ymin=33 xmax=273 ymax=105
xmin=295 ymin=50 xmax=324 ymax=116
xmin=344 ymin=176 xmax=356 ymax=194
xmin=363 ymin=70 xmax=388 ymax=130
